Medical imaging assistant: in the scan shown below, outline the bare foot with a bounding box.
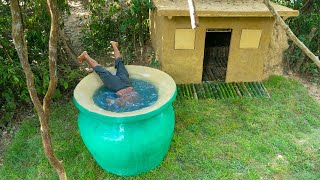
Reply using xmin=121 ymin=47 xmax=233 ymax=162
xmin=78 ymin=51 xmax=88 ymax=63
xmin=110 ymin=41 xmax=118 ymax=48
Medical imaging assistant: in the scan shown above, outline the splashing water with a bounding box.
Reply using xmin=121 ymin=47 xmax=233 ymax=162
xmin=93 ymin=79 xmax=158 ymax=112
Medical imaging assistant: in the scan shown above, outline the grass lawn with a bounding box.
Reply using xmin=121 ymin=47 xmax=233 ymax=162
xmin=0 ymin=76 xmax=320 ymax=179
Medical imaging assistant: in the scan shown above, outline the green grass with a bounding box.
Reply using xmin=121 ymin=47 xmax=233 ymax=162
xmin=1 ymin=76 xmax=320 ymax=179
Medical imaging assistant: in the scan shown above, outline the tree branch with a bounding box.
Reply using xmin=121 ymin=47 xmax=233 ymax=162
xmin=44 ymin=0 xmax=67 ymax=178
xmin=10 ymin=0 xmax=44 ymax=117
xmin=264 ymin=0 xmax=320 ymax=68
xmin=294 ymin=27 xmax=317 ymax=71
xmin=43 ymin=0 xmax=59 ymax=112
xmin=59 ymin=29 xmax=79 ymax=66
xmin=0 ymin=41 xmax=13 ymax=63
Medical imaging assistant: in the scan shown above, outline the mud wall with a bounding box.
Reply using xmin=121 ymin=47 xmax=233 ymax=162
xmin=263 ymin=23 xmax=289 ymax=79
xmin=150 ymin=14 xmax=277 ymax=83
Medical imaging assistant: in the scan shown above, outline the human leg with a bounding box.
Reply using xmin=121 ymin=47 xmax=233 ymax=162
xmin=94 ymin=65 xmax=130 ymax=92
xmin=110 ymin=41 xmax=130 ymax=79
xmin=111 ymin=41 xmax=121 ymax=59
xmin=78 ymin=51 xmax=99 ymax=68
xmin=78 ymin=51 xmax=118 ymax=91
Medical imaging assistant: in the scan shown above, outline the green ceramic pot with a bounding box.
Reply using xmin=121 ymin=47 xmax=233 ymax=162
xmin=73 ymin=66 xmax=177 ymax=176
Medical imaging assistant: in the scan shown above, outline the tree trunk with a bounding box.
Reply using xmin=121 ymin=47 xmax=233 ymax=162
xmin=44 ymin=0 xmax=59 ymax=111
xmin=39 ymin=114 xmax=67 ymax=179
xmin=10 ymin=0 xmax=67 ymax=179
xmin=10 ymin=0 xmax=43 ymax=115
xmin=294 ymin=27 xmax=317 ymax=72
xmin=44 ymin=0 xmax=67 ymax=179
xmin=264 ymin=0 xmax=320 ymax=68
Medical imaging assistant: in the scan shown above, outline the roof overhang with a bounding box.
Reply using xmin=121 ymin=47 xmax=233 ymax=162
xmin=152 ymin=0 xmax=299 ymax=17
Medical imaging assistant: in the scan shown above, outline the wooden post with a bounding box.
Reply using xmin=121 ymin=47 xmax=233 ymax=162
xmin=187 ymin=0 xmax=199 ymax=29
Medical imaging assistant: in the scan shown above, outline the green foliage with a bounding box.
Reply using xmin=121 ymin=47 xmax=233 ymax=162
xmin=150 ymin=51 xmax=160 ymax=69
xmin=0 ymin=0 xmax=27 ymax=126
xmin=1 ymin=76 xmax=320 ymax=178
xmin=81 ymin=0 xmax=153 ymax=63
xmin=286 ymin=8 xmax=320 ymax=82
xmin=275 ymin=0 xmax=320 ymax=82
xmin=0 ymin=0 xmax=79 ymax=128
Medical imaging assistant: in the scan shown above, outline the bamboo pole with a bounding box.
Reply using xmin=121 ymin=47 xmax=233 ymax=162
xmin=187 ymin=84 xmax=193 ymax=99
xmin=236 ymin=83 xmax=246 ymax=97
xmin=181 ymin=84 xmax=188 ymax=99
xmin=194 ymin=84 xmax=200 ymax=99
xmin=241 ymin=82 xmax=252 ymax=97
xmin=246 ymin=82 xmax=257 ymax=96
xmin=232 ymin=83 xmax=243 ymax=97
xmin=215 ymin=84 xmax=223 ymax=99
xmin=264 ymin=0 xmax=320 ymax=68
xmin=200 ymin=84 xmax=207 ymax=99
xmin=228 ymin=83 xmax=238 ymax=98
xmin=205 ymin=83 xmax=211 ymax=99
xmin=176 ymin=86 xmax=180 ymax=101
xmin=256 ymin=82 xmax=267 ymax=97
xmin=261 ymin=83 xmax=271 ymax=98
xmin=208 ymin=83 xmax=218 ymax=99
xmin=221 ymin=83 xmax=230 ymax=98
xmin=187 ymin=0 xmax=199 ymax=29
xmin=192 ymin=84 xmax=198 ymax=100
xmin=218 ymin=84 xmax=227 ymax=98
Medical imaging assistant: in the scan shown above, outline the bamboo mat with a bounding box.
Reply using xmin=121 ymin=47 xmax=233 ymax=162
xmin=176 ymin=82 xmax=270 ymax=100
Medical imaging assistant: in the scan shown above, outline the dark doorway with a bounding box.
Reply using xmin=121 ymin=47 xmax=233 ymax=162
xmin=202 ymin=29 xmax=232 ymax=82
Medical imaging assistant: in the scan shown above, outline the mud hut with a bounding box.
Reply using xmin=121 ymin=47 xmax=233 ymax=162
xmin=150 ymin=0 xmax=299 ymax=83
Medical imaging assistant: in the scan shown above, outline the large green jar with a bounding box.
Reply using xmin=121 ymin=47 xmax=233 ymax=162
xmin=73 ymin=66 xmax=177 ymax=176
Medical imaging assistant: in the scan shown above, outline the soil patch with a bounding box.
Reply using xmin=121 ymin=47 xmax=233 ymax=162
xmin=286 ymin=72 xmax=320 ymax=103
xmin=62 ymin=0 xmax=89 ymax=56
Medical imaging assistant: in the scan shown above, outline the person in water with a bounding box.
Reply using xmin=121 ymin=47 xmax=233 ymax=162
xmin=78 ymin=41 xmax=137 ymax=106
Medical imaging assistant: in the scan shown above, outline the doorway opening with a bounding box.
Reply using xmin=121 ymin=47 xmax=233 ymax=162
xmin=202 ymin=29 xmax=232 ymax=82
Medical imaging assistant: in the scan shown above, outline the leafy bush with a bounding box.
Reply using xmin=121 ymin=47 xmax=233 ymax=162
xmin=81 ymin=0 xmax=153 ymax=63
xmin=274 ymin=0 xmax=320 ymax=82
xmin=0 ymin=0 xmax=81 ymax=128
xmin=286 ymin=3 xmax=319 ymax=82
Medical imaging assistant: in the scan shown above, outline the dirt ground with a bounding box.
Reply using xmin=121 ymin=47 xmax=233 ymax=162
xmin=62 ymin=0 xmax=89 ymax=56
xmin=285 ymin=72 xmax=320 ymax=103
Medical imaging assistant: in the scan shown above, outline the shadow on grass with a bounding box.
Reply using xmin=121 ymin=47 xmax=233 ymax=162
xmin=1 ymin=76 xmax=320 ymax=179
